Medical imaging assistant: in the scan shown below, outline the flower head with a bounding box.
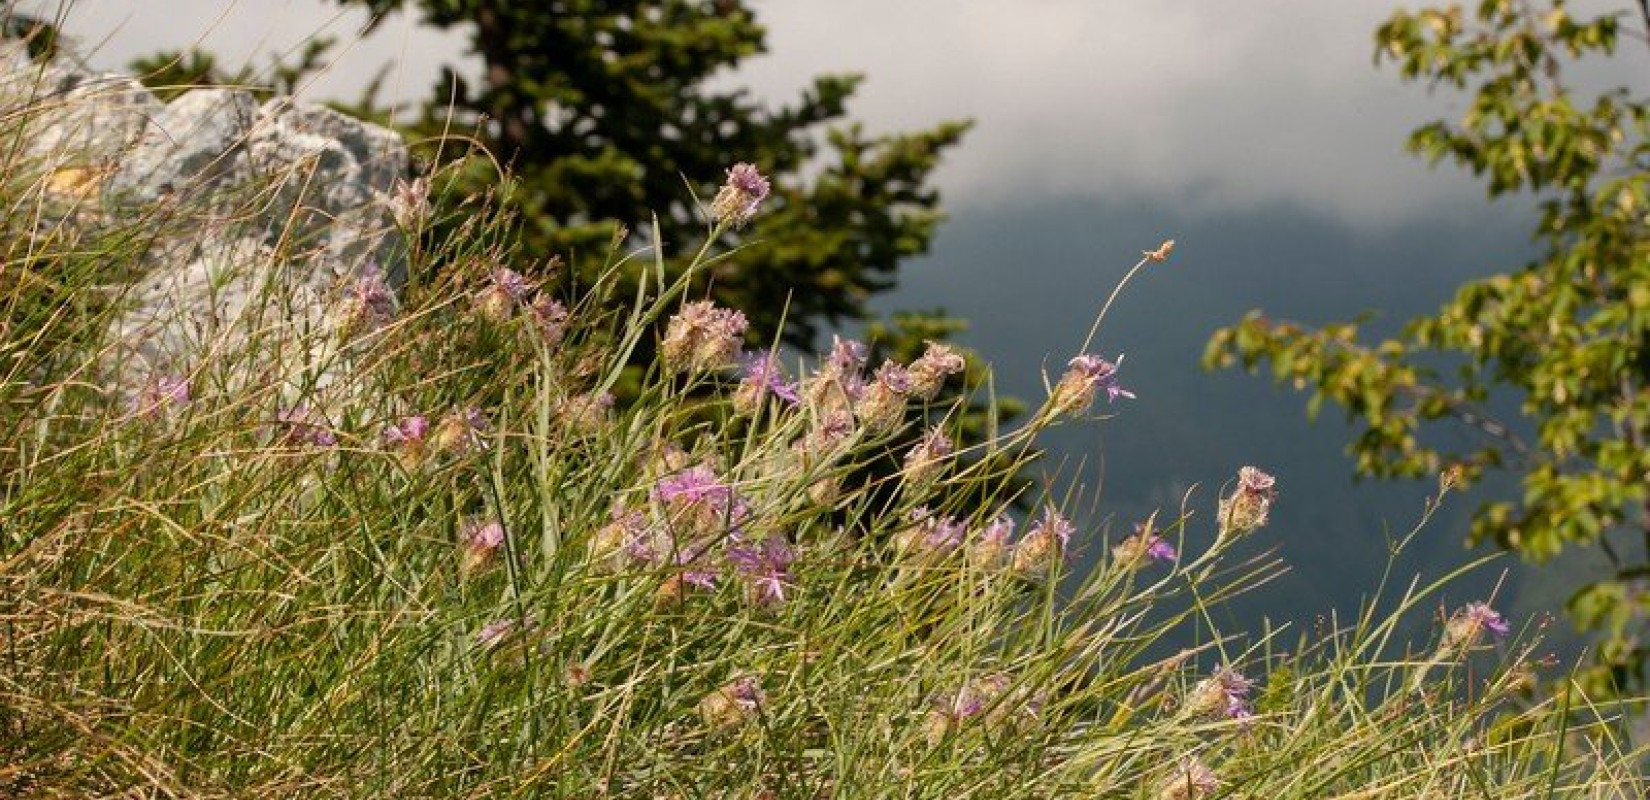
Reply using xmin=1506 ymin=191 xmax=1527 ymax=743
xmin=474 ymin=266 xmax=535 ymax=321
xmin=431 ymin=407 xmax=490 ymax=456
xmin=1183 ymin=666 xmax=1254 ymax=721
xmin=733 ymin=349 xmax=800 ymax=416
xmin=387 ymin=175 xmax=430 ymax=230
xmin=894 ymin=507 xmax=967 ymax=558
xmin=1113 ymin=517 xmax=1177 ymax=569
xmin=1443 ymin=601 xmax=1511 ymax=650
xmin=661 ymin=300 xmax=749 ymax=374
xmin=1011 ymin=508 xmax=1075 ymax=579
xmin=698 ymin=673 xmax=766 ymax=731
xmin=382 ymin=414 xmax=428 ymax=446
xmin=1218 ymin=465 xmax=1277 ymax=538
xmin=727 ymin=534 xmax=796 ymax=607
xmin=854 ymin=360 xmax=913 ymax=434
xmin=653 ymin=463 xmax=750 ymax=540
xmin=1156 ymin=757 xmax=1218 ymax=800
xmin=527 ymin=295 xmax=570 ymax=346
xmin=127 ymin=374 xmax=190 ymax=421
xmin=906 ymin=342 xmax=966 ymax=401
xmin=560 ymin=390 xmax=615 ymax=434
xmin=803 ymin=336 xmax=867 ymax=417
xmin=275 ymin=405 xmax=336 ymax=447
xmin=969 ymin=515 xmax=1016 ymax=572
xmin=709 ymin=162 xmax=771 ymax=227
xmin=460 ymin=517 xmax=506 ymax=573
xmin=901 ymin=427 xmax=955 ymax=487
xmin=1048 ymin=353 xmax=1134 ymax=418
xmin=340 ymin=262 xmax=396 ymax=334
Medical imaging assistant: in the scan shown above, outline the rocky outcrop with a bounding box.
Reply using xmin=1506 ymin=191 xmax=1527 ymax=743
xmin=0 ymin=42 xmax=411 ymax=383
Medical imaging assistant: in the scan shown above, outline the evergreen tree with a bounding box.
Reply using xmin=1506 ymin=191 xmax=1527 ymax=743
xmin=342 ymin=0 xmax=969 ymax=350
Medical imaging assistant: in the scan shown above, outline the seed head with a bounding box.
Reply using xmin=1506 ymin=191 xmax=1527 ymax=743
xmin=906 ymin=342 xmax=966 ymax=401
xmin=855 ymin=360 xmax=912 ymax=434
xmin=901 ymin=428 xmax=955 ymax=488
xmin=387 ymin=175 xmax=430 ymax=230
xmin=1047 ymin=353 xmax=1134 ymax=418
xmin=1442 ymin=601 xmax=1511 ymax=650
xmin=1011 ymin=508 xmax=1075 ymax=580
xmin=1183 ymin=666 xmax=1254 ymax=721
xmin=661 ymin=300 xmax=749 ymax=374
xmin=733 ymin=349 xmax=800 ymax=416
xmin=1217 ymin=466 xmax=1276 ymax=538
xmin=1156 ymin=757 xmax=1218 ymax=800
xmin=709 ymin=162 xmax=771 ymax=227
xmin=699 ymin=674 xmax=766 ymax=731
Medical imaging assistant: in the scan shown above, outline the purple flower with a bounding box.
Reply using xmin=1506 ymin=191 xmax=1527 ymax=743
xmin=382 ymin=414 xmax=429 ymax=445
xmin=1186 ymin=666 xmax=1254 ymax=721
xmin=826 ymin=336 xmax=868 ymax=377
xmin=1219 ymin=466 xmax=1277 ymax=538
xmin=897 ymin=508 xmax=967 ymax=556
xmin=710 ymin=162 xmax=772 ymax=226
xmin=902 ymin=428 xmax=955 ymax=485
xmin=275 ymin=405 xmax=337 ymax=447
xmin=460 ymin=518 xmax=507 ymax=573
xmin=1468 ymin=603 xmax=1512 ymax=639
xmin=1238 ymin=465 xmax=1277 ymax=497
xmin=854 ymin=360 xmax=914 ymax=433
xmin=1032 ymin=508 xmax=1075 ymax=550
xmin=476 ymin=618 xmax=516 ymax=648
xmin=653 ymin=464 xmax=733 ymax=506
xmin=675 ymin=540 xmax=721 ymax=590
xmin=1048 ymin=353 xmax=1134 ymax=418
xmin=981 ymin=516 xmax=1016 ymax=548
xmin=727 ymin=535 xmax=796 ymax=606
xmin=1445 ymin=601 xmax=1511 ymax=648
xmin=346 ymin=262 xmax=396 ymax=327
xmin=906 ymin=342 xmax=967 ymax=401
xmin=733 ymin=349 xmax=800 ymax=415
xmin=491 ymin=267 xmax=533 ymax=301
xmin=465 ymin=519 xmax=506 ymax=551
xmin=1011 ymin=508 xmax=1076 ymax=578
xmin=1115 ymin=518 xmax=1178 ymax=568
xmin=661 ymin=301 xmax=749 ymax=373
xmin=528 ymin=295 xmax=570 ymax=345
xmin=128 ymin=375 xmax=190 ymax=420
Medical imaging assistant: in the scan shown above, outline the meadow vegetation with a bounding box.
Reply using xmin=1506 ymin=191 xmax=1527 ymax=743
xmin=0 ymin=41 xmax=1645 ymax=800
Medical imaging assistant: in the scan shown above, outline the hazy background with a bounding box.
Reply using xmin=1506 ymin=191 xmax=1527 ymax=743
xmin=26 ymin=0 xmax=1649 ymax=646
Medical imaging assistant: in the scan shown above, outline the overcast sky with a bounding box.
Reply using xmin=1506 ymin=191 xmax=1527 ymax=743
xmin=22 ymin=1 xmax=1648 ymax=227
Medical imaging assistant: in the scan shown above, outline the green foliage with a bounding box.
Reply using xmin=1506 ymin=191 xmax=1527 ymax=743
xmin=1 ymin=141 xmax=1640 ymax=797
xmin=340 ymin=0 xmax=969 ymax=351
xmin=128 ymin=39 xmax=339 ymax=101
xmin=1205 ymin=0 xmax=1650 ymax=694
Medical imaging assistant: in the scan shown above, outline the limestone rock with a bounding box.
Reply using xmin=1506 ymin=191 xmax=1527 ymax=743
xmin=0 ymin=42 xmax=415 ymax=386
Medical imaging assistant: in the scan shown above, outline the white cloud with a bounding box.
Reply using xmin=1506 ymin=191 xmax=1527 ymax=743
xmin=20 ymin=0 xmax=466 ymax=114
xmin=22 ymin=0 xmax=1648 ymax=226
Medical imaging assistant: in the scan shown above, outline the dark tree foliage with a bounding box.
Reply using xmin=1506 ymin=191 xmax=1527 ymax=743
xmin=341 ymin=0 xmax=969 ymax=350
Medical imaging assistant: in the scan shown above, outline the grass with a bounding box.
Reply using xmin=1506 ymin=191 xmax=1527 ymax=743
xmin=0 ymin=52 xmax=1645 ymax=800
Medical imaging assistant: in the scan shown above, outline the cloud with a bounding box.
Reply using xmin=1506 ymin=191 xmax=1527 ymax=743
xmin=24 ymin=0 xmax=1648 ymax=227
xmin=733 ymin=0 xmax=1507 ymax=226
xmin=20 ymin=0 xmax=466 ymax=111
